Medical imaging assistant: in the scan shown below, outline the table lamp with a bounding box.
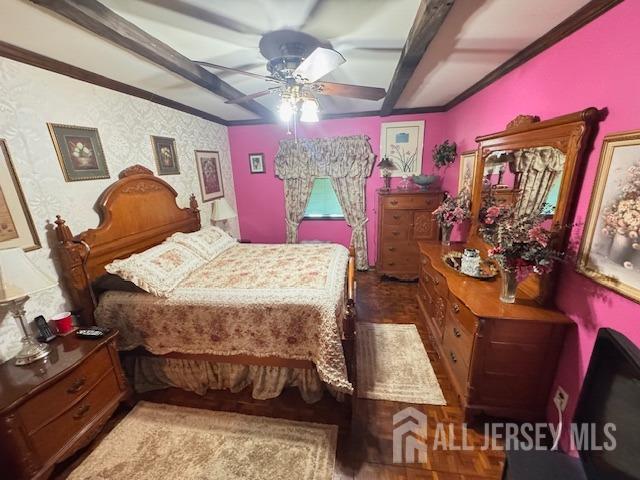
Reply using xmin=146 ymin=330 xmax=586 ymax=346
xmin=211 ymin=197 xmax=236 ymax=233
xmin=378 ymin=156 xmax=396 ymax=191
xmin=0 ymin=248 xmax=57 ymax=365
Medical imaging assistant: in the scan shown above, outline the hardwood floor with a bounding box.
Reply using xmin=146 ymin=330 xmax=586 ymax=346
xmin=53 ymin=271 xmax=505 ymax=479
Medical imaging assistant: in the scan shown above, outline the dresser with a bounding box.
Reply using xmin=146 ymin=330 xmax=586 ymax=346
xmin=417 ymin=242 xmax=571 ymax=422
xmin=376 ymin=189 xmax=443 ymax=279
xmin=0 ymin=330 xmax=128 ymax=479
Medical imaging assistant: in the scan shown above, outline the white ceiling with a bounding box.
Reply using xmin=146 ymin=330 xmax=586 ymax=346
xmin=0 ymin=0 xmax=592 ymax=122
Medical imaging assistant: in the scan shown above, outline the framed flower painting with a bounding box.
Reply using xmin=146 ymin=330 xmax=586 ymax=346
xmin=152 ymin=135 xmax=180 ymax=175
xmin=195 ymin=150 xmax=224 ymax=202
xmin=577 ymin=130 xmax=640 ymax=302
xmin=380 ymin=121 xmax=424 ymax=177
xmin=48 ymin=123 xmax=110 ymax=182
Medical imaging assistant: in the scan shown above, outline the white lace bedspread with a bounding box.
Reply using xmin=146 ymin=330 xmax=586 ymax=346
xmin=95 ymin=243 xmax=352 ymax=394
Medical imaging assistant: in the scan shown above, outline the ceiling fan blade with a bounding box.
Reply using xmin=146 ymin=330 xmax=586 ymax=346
xmin=315 ymin=81 xmax=386 ymax=101
xmin=293 ymin=47 xmax=345 ymax=83
xmin=224 ymin=89 xmax=277 ymax=104
xmin=196 ymin=61 xmax=282 ymax=82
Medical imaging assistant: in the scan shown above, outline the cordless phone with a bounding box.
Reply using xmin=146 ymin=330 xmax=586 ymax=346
xmin=34 ymin=315 xmax=56 ymax=342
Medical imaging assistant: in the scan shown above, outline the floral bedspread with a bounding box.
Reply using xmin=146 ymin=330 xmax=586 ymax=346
xmin=95 ymin=243 xmax=352 ymax=394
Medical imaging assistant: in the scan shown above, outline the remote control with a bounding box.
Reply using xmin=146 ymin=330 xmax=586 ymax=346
xmin=76 ymin=326 xmax=110 ymax=339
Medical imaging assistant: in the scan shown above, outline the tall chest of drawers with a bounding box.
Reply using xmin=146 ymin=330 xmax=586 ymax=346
xmin=417 ymin=242 xmax=571 ymax=422
xmin=0 ymin=330 xmax=128 ymax=479
xmin=376 ymin=189 xmax=443 ymax=279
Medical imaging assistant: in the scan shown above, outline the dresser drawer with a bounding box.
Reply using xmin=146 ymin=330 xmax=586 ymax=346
xmin=444 ymin=341 xmax=469 ymax=395
xmin=383 ymin=195 xmax=440 ymax=210
xmin=423 ymin=264 xmax=448 ymax=298
xmin=447 ymin=293 xmax=479 ymax=334
xmin=382 ymin=210 xmax=412 ymax=225
xmin=30 ymin=371 xmax=119 ymax=463
xmin=19 ymin=347 xmax=112 ymax=434
xmin=381 ymin=224 xmax=410 ymax=241
xmin=381 ymin=251 xmax=419 ymax=270
xmin=443 ymin=312 xmax=474 ymax=367
xmin=381 ymin=241 xmax=418 ymax=257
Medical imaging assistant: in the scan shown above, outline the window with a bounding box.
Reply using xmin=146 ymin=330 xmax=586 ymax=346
xmin=304 ymin=177 xmax=344 ymax=219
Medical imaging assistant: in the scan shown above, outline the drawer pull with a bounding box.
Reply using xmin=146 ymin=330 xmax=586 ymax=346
xmin=393 ymin=214 xmax=400 ymax=220
xmin=390 ymin=200 xmax=398 ymax=205
xmin=450 ymin=351 xmax=457 ymax=363
xmin=388 ymin=262 xmax=395 ymax=266
xmin=452 ymin=303 xmax=460 ymax=314
xmin=392 ymin=231 xmax=400 ymax=236
xmin=388 ymin=247 xmax=396 ymax=252
xmin=421 ymin=258 xmax=427 ymax=265
xmin=433 ymin=278 xmax=440 ymax=285
xmin=67 ymin=377 xmax=86 ymax=394
xmin=73 ymin=404 xmax=91 ymax=420
xmin=453 ymin=327 xmax=461 ymax=338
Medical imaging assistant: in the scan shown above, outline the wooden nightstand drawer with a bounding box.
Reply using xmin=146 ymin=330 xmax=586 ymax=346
xmin=19 ymin=347 xmax=112 ymax=434
xmin=29 ymin=371 xmax=120 ymax=463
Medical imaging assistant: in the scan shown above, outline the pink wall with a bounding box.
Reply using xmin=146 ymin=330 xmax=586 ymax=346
xmin=229 ymin=113 xmax=450 ymax=264
xmin=441 ymin=0 xmax=639 ymax=452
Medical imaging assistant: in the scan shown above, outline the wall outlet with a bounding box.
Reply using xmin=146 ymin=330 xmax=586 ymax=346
xmin=554 ymin=386 xmax=569 ymax=412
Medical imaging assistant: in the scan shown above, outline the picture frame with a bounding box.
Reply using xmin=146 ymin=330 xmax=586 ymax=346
xmin=195 ymin=150 xmax=224 ymax=202
xmin=0 ymin=139 xmax=40 ymax=251
xmin=249 ymin=153 xmax=265 ymax=174
xmin=458 ymin=150 xmax=478 ymax=195
xmin=151 ymin=135 xmax=180 ymax=175
xmin=47 ymin=123 xmax=110 ymax=182
xmin=380 ymin=120 xmax=424 ymax=177
xmin=577 ymin=130 xmax=640 ymax=303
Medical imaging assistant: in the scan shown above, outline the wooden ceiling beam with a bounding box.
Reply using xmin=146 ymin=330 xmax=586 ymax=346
xmin=30 ymin=0 xmax=273 ymax=120
xmin=380 ymin=0 xmax=455 ymax=116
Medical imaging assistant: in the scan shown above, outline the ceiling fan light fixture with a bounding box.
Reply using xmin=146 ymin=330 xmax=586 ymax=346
xmin=278 ymin=100 xmax=295 ymax=122
xmin=300 ymin=98 xmax=319 ymax=123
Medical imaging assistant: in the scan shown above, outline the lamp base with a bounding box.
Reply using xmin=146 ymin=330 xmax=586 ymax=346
xmin=14 ymin=336 xmax=50 ymax=365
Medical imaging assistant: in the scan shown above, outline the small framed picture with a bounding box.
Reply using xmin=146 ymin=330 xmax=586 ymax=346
xmin=151 ymin=135 xmax=180 ymax=175
xmin=249 ymin=153 xmax=265 ymax=174
xmin=195 ymin=150 xmax=224 ymax=202
xmin=48 ymin=123 xmax=109 ymax=182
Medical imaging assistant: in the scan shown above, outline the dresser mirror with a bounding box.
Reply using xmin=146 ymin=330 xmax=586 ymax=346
xmin=469 ymin=109 xmax=602 ymax=304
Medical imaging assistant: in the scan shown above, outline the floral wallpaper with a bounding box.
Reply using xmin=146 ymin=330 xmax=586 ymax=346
xmin=0 ymin=57 xmax=239 ymax=362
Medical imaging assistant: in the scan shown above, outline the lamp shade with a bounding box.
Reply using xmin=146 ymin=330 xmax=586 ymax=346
xmin=0 ymin=248 xmax=57 ymax=302
xmin=212 ymin=198 xmax=237 ymax=221
xmin=378 ymin=156 xmax=395 ymax=170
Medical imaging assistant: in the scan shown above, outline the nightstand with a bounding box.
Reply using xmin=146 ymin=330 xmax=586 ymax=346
xmin=0 ymin=330 xmax=128 ymax=480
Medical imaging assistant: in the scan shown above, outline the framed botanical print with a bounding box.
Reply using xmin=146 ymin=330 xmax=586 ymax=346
xmin=151 ymin=135 xmax=180 ymax=175
xmin=458 ymin=150 xmax=478 ymax=195
xmin=195 ymin=150 xmax=224 ymax=202
xmin=48 ymin=123 xmax=109 ymax=181
xmin=249 ymin=153 xmax=265 ymax=174
xmin=0 ymin=139 xmax=40 ymax=251
xmin=380 ymin=120 xmax=424 ymax=177
xmin=577 ymin=131 xmax=640 ymax=303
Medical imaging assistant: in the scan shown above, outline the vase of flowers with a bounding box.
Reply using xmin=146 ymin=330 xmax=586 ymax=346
xmin=432 ymin=193 xmax=470 ymax=246
xmin=479 ymin=205 xmax=561 ymax=303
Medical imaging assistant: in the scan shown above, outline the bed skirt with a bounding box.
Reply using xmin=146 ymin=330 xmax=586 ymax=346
xmin=122 ymin=356 xmax=344 ymax=404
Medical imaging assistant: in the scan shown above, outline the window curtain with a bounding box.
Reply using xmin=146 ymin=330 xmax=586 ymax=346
xmin=274 ymin=135 xmax=375 ymax=270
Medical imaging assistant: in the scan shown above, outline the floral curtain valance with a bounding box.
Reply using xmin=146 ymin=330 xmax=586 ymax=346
xmin=274 ymin=135 xmax=375 ymax=179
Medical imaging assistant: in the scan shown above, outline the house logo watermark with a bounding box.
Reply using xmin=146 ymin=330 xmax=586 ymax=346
xmin=392 ymin=407 xmax=617 ymax=463
xmin=392 ymin=407 xmax=428 ymax=463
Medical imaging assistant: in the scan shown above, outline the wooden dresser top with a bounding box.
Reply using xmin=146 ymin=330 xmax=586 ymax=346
xmin=0 ymin=330 xmax=118 ymax=414
xmin=377 ymin=188 xmax=442 ymax=196
xmin=419 ymin=242 xmax=571 ymax=323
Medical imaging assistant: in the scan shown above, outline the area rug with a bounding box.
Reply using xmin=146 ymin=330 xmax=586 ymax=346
xmin=356 ymin=322 xmax=446 ymax=405
xmin=67 ymin=401 xmax=337 ymax=480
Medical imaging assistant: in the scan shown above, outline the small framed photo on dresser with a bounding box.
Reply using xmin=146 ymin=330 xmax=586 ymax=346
xmin=195 ymin=150 xmax=224 ymax=202
xmin=151 ymin=135 xmax=180 ymax=175
xmin=249 ymin=153 xmax=265 ymax=174
xmin=48 ymin=123 xmax=109 ymax=182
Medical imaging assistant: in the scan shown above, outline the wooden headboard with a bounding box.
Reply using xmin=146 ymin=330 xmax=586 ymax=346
xmin=55 ymin=165 xmax=201 ymax=325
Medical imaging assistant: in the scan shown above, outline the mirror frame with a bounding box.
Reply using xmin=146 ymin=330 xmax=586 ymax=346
xmin=468 ymin=108 xmax=602 ymax=305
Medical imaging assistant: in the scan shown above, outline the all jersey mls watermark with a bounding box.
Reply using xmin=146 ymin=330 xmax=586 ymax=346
xmin=393 ymin=407 xmax=617 ymax=463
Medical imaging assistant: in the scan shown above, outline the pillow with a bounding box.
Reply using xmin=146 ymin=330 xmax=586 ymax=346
xmin=105 ymin=242 xmax=205 ymax=297
xmin=93 ymin=274 xmax=145 ymax=294
xmin=169 ymin=226 xmax=237 ymax=261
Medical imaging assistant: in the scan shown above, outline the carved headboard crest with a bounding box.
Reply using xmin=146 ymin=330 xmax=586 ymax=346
xmin=119 ymin=164 xmax=153 ymax=178
xmin=506 ymin=115 xmax=541 ymax=130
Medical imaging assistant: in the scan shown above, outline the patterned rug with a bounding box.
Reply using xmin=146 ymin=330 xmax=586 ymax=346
xmin=67 ymin=401 xmax=337 ymax=480
xmin=356 ymin=322 xmax=446 ymax=404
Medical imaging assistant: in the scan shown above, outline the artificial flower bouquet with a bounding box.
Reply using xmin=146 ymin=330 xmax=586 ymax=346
xmin=432 ymin=193 xmax=471 ymax=228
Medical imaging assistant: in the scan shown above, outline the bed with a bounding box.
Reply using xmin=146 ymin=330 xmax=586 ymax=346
xmin=54 ymin=165 xmax=356 ymax=403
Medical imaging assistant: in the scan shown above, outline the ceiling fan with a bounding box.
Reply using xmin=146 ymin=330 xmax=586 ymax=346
xmin=196 ymin=30 xmax=387 ymax=122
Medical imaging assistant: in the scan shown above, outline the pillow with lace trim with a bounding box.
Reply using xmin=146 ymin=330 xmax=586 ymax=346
xmin=168 ymin=226 xmax=237 ymax=261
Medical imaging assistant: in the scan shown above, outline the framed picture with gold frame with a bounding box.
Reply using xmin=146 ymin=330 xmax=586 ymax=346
xmin=48 ymin=123 xmax=110 ymax=182
xmin=458 ymin=150 xmax=478 ymax=195
xmin=577 ymin=130 xmax=640 ymax=303
xmin=0 ymin=139 xmax=40 ymax=251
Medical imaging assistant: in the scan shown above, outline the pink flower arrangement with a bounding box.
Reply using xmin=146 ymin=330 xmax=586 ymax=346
xmin=432 ymin=193 xmax=470 ymax=228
